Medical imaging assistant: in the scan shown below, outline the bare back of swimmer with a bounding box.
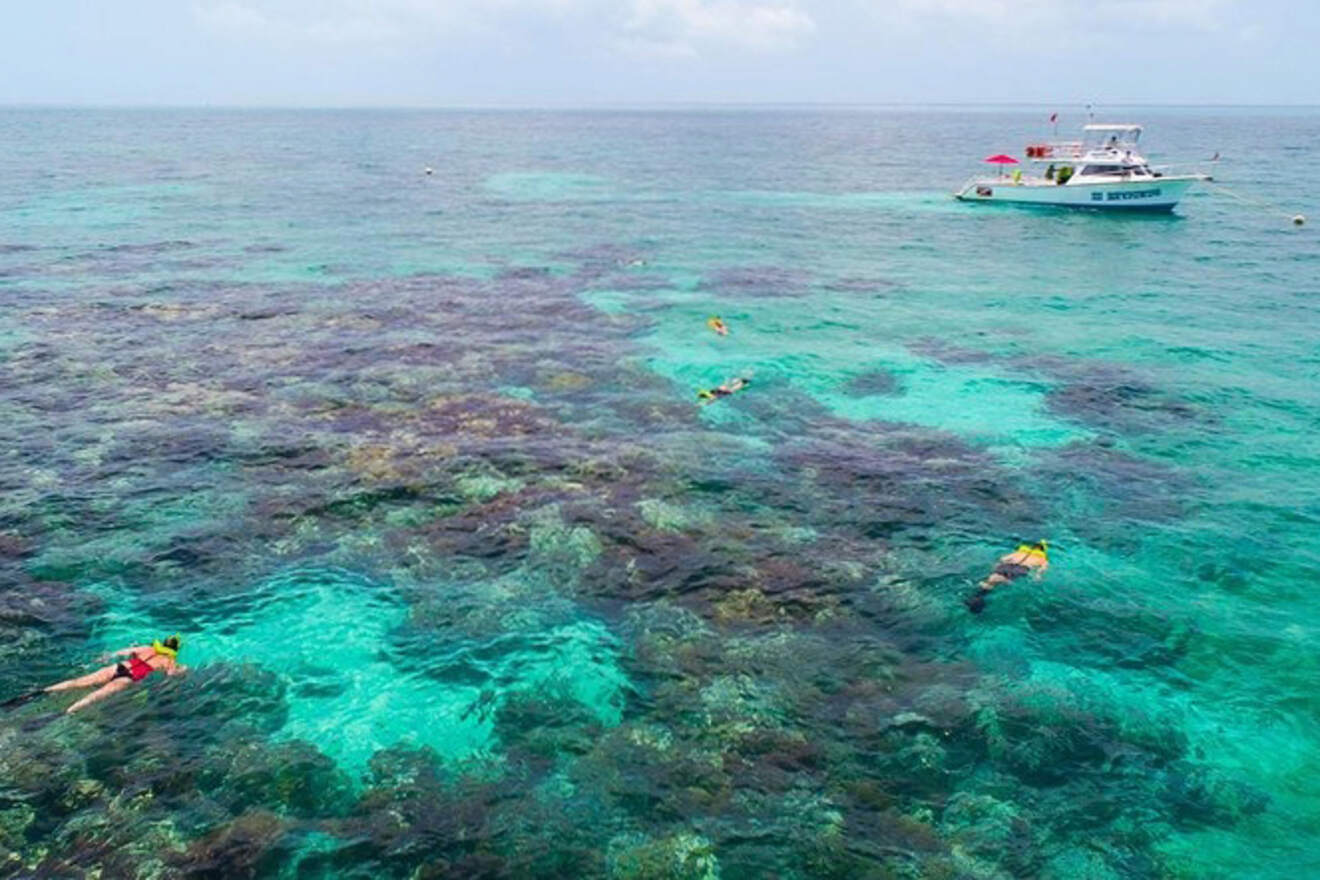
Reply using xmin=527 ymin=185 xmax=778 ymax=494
xmin=44 ymin=635 xmax=186 ymax=713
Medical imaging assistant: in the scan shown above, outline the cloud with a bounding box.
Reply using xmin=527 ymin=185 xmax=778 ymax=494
xmin=621 ymin=0 xmax=816 ymax=55
xmin=193 ymin=1 xmax=273 ymax=36
xmin=192 ymin=0 xmax=816 ymax=55
xmin=889 ymin=0 xmax=1237 ymax=31
xmin=192 ymin=1 xmax=457 ymax=45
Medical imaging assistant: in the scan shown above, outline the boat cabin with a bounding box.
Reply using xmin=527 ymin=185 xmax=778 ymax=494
xmin=1023 ymin=123 xmax=1160 ymax=184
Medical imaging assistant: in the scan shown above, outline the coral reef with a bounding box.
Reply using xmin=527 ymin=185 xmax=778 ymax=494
xmin=0 ymin=244 xmax=1272 ymax=880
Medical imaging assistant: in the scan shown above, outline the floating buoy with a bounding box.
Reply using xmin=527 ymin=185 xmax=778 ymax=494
xmin=424 ymin=166 xmax=433 ymax=176
xmin=1294 ymin=214 xmax=1306 ymax=226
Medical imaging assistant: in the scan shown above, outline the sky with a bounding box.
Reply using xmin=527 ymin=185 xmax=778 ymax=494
xmin=1 ymin=0 xmax=1316 ymax=106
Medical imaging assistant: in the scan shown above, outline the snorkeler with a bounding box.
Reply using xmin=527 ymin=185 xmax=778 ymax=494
xmin=965 ymin=541 xmax=1049 ymax=614
xmin=707 ymin=316 xmax=729 ymax=336
xmin=41 ymin=636 xmax=186 ymax=714
xmin=697 ymin=376 xmax=750 ymax=405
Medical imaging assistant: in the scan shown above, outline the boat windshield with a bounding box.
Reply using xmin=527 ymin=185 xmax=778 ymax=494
xmin=1078 ymin=163 xmax=1154 ymax=177
xmin=1083 ymin=124 xmax=1142 ymax=150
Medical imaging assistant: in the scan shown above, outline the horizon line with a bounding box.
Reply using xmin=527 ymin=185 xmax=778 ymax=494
xmin=2 ymin=100 xmax=1319 ymax=112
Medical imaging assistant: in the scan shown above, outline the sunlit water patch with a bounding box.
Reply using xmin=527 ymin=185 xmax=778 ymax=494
xmin=625 ymin=289 xmax=1089 ymax=449
xmin=709 ymin=188 xmax=966 ymax=215
xmin=484 ymin=171 xmax=618 ymax=201
xmin=81 ymin=567 xmax=629 ymax=777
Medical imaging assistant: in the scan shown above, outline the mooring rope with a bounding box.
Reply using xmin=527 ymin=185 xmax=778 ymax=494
xmin=1202 ymin=179 xmax=1305 ymax=226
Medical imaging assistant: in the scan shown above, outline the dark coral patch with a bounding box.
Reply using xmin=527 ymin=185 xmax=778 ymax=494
xmin=401 ymin=488 xmax=537 ymax=570
xmin=701 ymin=265 xmax=813 ymax=298
xmin=0 ymin=577 xmax=97 ymax=696
xmin=773 ymin=422 xmax=1043 ymax=543
xmin=1031 ymin=440 xmax=1191 ymax=541
xmin=1043 ymin=369 xmax=1201 ymax=433
xmin=841 ymin=369 xmax=902 ymax=397
xmin=908 ymin=340 xmax=1204 ymax=434
xmin=822 ymin=275 xmax=901 ymax=293
xmin=0 ymin=532 xmax=33 ymax=558
xmin=907 ymin=337 xmax=998 ymax=365
xmin=580 ymin=524 xmax=739 ymax=603
xmin=167 ymin=811 xmax=291 ymax=879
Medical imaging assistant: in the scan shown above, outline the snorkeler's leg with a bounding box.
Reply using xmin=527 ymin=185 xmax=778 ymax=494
xmin=45 ymin=665 xmax=120 ymax=692
xmin=65 ymin=678 xmax=132 ymax=714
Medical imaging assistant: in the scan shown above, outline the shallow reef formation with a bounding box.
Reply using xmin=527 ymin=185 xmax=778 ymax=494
xmin=908 ymin=337 xmax=1209 ymax=437
xmin=0 ymin=251 xmax=1269 ymax=880
xmin=841 ymin=370 xmax=903 ymax=398
xmin=699 ymin=266 xmax=815 ymax=300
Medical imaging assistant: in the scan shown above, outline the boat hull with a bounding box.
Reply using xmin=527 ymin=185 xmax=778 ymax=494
xmin=954 ymin=176 xmax=1201 ymax=211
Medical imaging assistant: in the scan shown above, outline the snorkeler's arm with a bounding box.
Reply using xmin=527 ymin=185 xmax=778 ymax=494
xmin=165 ymin=664 xmax=187 ymax=676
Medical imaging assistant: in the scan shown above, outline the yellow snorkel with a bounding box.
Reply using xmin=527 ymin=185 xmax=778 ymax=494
xmin=152 ymin=634 xmax=182 ymax=659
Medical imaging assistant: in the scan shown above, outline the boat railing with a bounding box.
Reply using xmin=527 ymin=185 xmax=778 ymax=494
xmin=1023 ymin=141 xmax=1086 ymax=161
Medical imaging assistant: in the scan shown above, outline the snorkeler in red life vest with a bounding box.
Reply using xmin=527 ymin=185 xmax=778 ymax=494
xmin=43 ymin=635 xmax=186 ymax=714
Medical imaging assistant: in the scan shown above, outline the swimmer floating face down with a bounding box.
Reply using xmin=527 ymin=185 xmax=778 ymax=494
xmin=966 ymin=541 xmax=1049 ymax=614
xmin=39 ymin=635 xmax=187 ymax=714
xmin=697 ymin=376 xmax=750 ymax=405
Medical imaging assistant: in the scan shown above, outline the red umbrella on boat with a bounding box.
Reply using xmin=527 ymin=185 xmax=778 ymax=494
xmin=984 ymin=153 xmax=1019 ymax=178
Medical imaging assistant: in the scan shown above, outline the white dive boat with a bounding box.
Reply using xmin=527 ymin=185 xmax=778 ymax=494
xmin=954 ymin=124 xmax=1210 ymax=211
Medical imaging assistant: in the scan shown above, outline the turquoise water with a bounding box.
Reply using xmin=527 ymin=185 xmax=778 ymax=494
xmin=0 ymin=106 xmax=1317 ymax=878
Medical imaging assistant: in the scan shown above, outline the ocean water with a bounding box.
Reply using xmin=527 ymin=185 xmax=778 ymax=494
xmin=0 ymin=106 xmax=1317 ymax=879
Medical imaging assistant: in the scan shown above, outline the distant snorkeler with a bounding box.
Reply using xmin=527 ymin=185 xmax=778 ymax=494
xmin=966 ymin=541 xmax=1049 ymax=614
xmin=39 ymin=635 xmax=187 ymax=714
xmin=707 ymin=316 xmax=729 ymax=336
xmin=697 ymin=376 xmax=750 ymax=405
